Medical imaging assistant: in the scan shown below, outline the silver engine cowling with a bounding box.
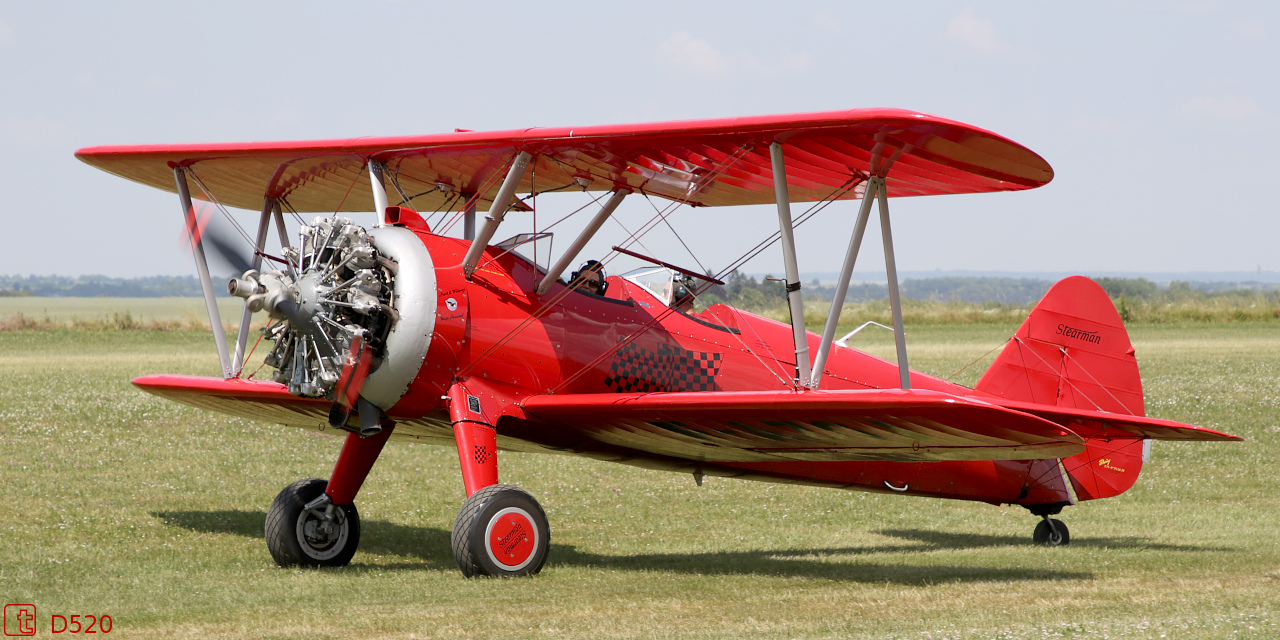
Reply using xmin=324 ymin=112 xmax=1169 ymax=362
xmin=230 ymin=217 xmax=436 ymax=419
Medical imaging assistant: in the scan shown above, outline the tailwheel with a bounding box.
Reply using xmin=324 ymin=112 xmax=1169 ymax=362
xmin=1033 ymin=517 xmax=1070 ymax=546
xmin=265 ymin=478 xmax=361 ymax=567
xmin=451 ymin=484 xmax=549 ymax=578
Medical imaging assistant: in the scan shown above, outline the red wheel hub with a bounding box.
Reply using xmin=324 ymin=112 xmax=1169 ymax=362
xmin=485 ymin=507 xmax=537 ymax=570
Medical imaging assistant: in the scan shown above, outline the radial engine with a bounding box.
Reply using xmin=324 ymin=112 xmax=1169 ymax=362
xmin=228 ymin=216 xmax=438 ymax=434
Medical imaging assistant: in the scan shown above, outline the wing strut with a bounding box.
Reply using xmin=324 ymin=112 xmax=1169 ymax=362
xmin=272 ymin=200 xmax=292 ymax=258
xmin=174 ymin=166 xmax=234 ymax=378
xmin=878 ymin=181 xmax=911 ymax=389
xmin=769 ymin=142 xmax=810 ymax=387
xmin=368 ymin=160 xmax=388 ymax=226
xmin=463 ymin=151 xmax=532 ymax=278
xmin=536 ymin=189 xmax=630 ymax=294
xmin=811 ymin=177 xmax=879 ymax=387
xmin=231 ymin=196 xmax=278 ymax=375
xmin=462 ymin=194 xmax=477 ymax=241
xmin=805 ymin=177 xmax=909 ymax=389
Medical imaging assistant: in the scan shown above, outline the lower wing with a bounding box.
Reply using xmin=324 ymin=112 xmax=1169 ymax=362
xmin=520 ymin=388 xmax=1085 ymax=463
xmin=133 ymin=374 xmax=329 ymax=426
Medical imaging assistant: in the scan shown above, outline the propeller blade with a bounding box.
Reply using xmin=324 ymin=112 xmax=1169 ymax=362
xmin=202 ymin=225 xmax=254 ymax=275
xmin=179 ymin=200 xmax=254 ymax=275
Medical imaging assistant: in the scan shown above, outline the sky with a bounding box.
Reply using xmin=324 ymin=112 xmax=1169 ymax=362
xmin=0 ymin=1 xmax=1276 ymax=279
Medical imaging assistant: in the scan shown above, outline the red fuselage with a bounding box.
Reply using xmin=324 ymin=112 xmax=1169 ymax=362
xmin=388 ymin=229 xmax=1075 ymax=509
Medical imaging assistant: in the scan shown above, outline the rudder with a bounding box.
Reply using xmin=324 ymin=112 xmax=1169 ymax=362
xmin=976 ymin=276 xmax=1146 ymax=501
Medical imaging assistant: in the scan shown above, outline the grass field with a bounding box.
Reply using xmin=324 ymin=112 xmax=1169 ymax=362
xmin=1 ymin=314 xmax=1277 ymax=638
xmin=0 ymin=297 xmax=244 ymax=326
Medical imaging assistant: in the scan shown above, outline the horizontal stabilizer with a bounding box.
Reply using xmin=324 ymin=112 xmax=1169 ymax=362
xmin=987 ymin=398 xmax=1240 ymax=442
xmin=521 ymin=388 xmax=1084 ymax=463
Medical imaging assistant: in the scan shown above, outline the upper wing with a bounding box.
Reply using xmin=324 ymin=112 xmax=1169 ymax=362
xmin=76 ymin=108 xmax=1052 ymax=213
xmin=520 ymin=388 xmax=1083 ymax=463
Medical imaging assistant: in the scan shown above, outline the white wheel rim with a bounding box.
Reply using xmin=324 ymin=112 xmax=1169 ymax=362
xmin=296 ymin=508 xmax=349 ymax=561
xmin=483 ymin=506 xmax=540 ymax=571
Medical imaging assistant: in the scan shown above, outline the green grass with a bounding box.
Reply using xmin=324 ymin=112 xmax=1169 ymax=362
xmin=1 ymin=320 xmax=1277 ymax=638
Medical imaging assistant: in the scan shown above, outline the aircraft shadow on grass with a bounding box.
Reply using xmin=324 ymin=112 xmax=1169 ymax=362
xmin=153 ymin=509 xmax=1244 ymax=584
xmin=875 ymin=529 xmax=1234 ymax=553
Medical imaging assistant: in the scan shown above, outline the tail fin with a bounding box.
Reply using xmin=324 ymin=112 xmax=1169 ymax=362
xmin=976 ymin=276 xmax=1143 ymax=415
xmin=976 ymin=276 xmax=1145 ymax=502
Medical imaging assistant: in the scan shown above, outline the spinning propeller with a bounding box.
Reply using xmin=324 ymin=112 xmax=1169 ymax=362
xmin=180 ymin=199 xmax=253 ymax=276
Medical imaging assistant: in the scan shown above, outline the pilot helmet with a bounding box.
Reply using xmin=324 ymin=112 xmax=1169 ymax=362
xmin=570 ymin=260 xmax=608 ymax=295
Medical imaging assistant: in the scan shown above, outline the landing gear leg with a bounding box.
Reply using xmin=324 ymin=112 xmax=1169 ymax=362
xmin=265 ymin=425 xmax=394 ymax=567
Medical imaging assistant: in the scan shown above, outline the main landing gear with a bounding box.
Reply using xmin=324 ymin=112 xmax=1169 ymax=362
xmin=266 ymin=425 xmax=393 ymax=569
xmin=265 ymin=384 xmax=552 ymax=578
xmin=451 ymin=484 xmax=550 ymax=577
xmin=445 ymin=384 xmax=550 ymax=578
xmin=265 ymin=478 xmax=360 ymax=566
xmin=1026 ymin=503 xmax=1071 ymax=547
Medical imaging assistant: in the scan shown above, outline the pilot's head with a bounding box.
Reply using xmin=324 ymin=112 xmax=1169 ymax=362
xmin=671 ymin=273 xmax=694 ymax=310
xmin=570 ymin=260 xmax=607 ymax=296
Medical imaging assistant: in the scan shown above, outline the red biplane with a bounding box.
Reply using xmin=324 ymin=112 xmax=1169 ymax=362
xmin=77 ymin=108 xmax=1238 ymax=577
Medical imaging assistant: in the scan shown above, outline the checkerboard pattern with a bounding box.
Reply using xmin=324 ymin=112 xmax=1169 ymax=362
xmin=604 ymin=342 xmax=723 ymax=392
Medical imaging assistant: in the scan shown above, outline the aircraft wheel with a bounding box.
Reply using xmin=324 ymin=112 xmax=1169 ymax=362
xmin=451 ymin=484 xmax=549 ymax=578
xmin=1033 ymin=518 xmax=1070 ymax=546
xmin=265 ymin=478 xmax=361 ymax=567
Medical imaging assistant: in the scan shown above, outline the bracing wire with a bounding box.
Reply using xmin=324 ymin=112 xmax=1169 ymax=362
xmin=642 ymin=191 xmax=708 ymax=276
xmin=945 ymin=340 xmax=1008 ymax=382
xmin=439 ymin=155 xmax=520 ymax=236
xmin=185 ymin=167 xmax=258 ymax=248
xmin=461 ymin=145 xmax=856 ymax=391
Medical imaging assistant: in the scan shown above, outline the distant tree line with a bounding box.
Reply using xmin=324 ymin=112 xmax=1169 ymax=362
xmin=0 ymin=275 xmax=212 ymax=297
xmin=702 ymin=273 xmax=1055 ymax=309
xmin=698 ymin=273 xmax=1280 ymax=314
xmin=3 ymin=273 xmax=1277 ymax=315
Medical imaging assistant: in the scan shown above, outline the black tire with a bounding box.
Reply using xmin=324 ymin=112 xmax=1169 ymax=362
xmin=451 ymin=484 xmax=550 ymax=578
xmin=265 ymin=478 xmax=361 ymax=567
xmin=1033 ymin=518 xmax=1070 ymax=546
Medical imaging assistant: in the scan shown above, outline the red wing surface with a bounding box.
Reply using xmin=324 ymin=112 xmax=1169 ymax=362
xmin=133 ymin=375 xmax=472 ymax=448
xmin=76 ymin=108 xmax=1051 ymax=214
xmin=520 ymin=389 xmax=1084 ymax=463
xmin=133 ymin=374 xmax=330 ymax=427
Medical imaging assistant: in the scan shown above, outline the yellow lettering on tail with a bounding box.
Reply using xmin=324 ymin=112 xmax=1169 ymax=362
xmin=1097 ymin=458 xmax=1126 ymax=473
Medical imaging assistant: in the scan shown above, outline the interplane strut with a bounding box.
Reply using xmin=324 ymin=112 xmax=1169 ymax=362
xmin=174 ymin=166 xmax=234 ymax=378
xmin=769 ymin=142 xmax=811 ymax=388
